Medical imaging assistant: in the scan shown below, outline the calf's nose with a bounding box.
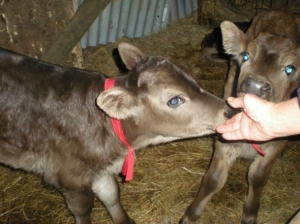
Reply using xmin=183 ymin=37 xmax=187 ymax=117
xmin=240 ymin=77 xmax=271 ymax=97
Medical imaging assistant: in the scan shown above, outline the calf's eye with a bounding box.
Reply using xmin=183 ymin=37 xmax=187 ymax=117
xmin=167 ymin=96 xmax=185 ymax=108
xmin=285 ymin=65 xmax=295 ymax=75
xmin=242 ymin=52 xmax=250 ymax=62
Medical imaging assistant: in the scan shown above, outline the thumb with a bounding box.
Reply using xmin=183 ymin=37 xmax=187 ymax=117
xmin=226 ymin=96 xmax=245 ymax=109
xmin=243 ymin=93 xmax=267 ymax=114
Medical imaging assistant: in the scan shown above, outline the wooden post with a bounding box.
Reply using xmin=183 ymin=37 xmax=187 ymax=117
xmin=41 ymin=0 xmax=111 ymax=65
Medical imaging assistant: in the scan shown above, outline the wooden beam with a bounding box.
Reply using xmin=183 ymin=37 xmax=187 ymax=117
xmin=41 ymin=0 xmax=110 ymax=65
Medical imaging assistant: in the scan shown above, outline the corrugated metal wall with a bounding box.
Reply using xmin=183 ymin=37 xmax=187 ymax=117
xmin=74 ymin=0 xmax=198 ymax=48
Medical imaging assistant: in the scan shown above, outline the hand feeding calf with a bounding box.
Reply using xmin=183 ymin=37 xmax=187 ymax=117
xmin=180 ymin=7 xmax=300 ymax=224
xmin=0 ymin=42 xmax=232 ymax=224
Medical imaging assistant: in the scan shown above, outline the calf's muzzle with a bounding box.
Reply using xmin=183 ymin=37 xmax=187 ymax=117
xmin=240 ymin=77 xmax=271 ymax=97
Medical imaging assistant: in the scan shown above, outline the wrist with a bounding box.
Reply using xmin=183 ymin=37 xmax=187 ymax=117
xmin=262 ymin=101 xmax=279 ymax=139
xmin=271 ymin=97 xmax=300 ymax=138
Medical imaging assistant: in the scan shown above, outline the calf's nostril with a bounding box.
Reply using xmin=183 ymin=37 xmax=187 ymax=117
xmin=246 ymin=78 xmax=251 ymax=86
xmin=261 ymin=85 xmax=271 ymax=92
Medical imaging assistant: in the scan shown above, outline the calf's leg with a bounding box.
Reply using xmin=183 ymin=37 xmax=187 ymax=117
xmin=62 ymin=189 xmax=95 ymax=224
xmin=92 ymin=173 xmax=135 ymax=224
xmin=242 ymin=145 xmax=285 ymax=224
xmin=180 ymin=141 xmax=235 ymax=224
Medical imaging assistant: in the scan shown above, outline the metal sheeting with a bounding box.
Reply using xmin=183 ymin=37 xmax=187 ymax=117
xmin=74 ymin=0 xmax=198 ymax=48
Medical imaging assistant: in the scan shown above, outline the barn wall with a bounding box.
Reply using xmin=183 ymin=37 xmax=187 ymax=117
xmin=0 ymin=0 xmax=82 ymax=67
xmin=198 ymin=0 xmax=300 ymax=26
xmin=74 ymin=0 xmax=198 ymax=48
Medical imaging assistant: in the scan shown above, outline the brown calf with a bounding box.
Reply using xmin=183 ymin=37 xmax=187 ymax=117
xmin=0 ymin=42 xmax=231 ymax=224
xmin=180 ymin=7 xmax=300 ymax=224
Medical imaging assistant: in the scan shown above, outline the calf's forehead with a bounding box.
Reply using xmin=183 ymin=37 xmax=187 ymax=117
xmin=247 ymin=34 xmax=298 ymax=65
xmin=246 ymin=8 xmax=300 ymax=43
xmin=249 ymin=33 xmax=297 ymax=53
xmin=136 ymin=56 xmax=200 ymax=91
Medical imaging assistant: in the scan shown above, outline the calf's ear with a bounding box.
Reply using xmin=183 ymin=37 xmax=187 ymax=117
xmin=118 ymin=42 xmax=146 ymax=70
xmin=97 ymin=87 xmax=140 ymax=120
xmin=220 ymin=21 xmax=248 ymax=57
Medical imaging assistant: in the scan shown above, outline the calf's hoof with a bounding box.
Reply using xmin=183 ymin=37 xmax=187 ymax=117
xmin=179 ymin=216 xmax=197 ymax=224
xmin=241 ymin=217 xmax=257 ymax=224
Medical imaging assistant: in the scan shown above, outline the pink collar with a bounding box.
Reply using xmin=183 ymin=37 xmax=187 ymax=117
xmin=251 ymin=143 xmax=266 ymax=157
xmin=104 ymin=78 xmax=135 ymax=181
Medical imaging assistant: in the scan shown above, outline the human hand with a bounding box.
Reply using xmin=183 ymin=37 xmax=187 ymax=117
xmin=216 ymin=94 xmax=276 ymax=141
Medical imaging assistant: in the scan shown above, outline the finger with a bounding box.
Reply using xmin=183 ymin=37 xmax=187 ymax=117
xmin=216 ymin=120 xmax=240 ymax=133
xmin=222 ymin=131 xmax=244 ymax=140
xmin=226 ymin=96 xmax=246 ymax=109
xmin=216 ymin=112 xmax=243 ymax=132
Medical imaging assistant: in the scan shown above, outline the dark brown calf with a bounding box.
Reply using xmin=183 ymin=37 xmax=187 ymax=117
xmin=180 ymin=7 xmax=300 ymax=224
xmin=0 ymin=42 xmax=230 ymax=224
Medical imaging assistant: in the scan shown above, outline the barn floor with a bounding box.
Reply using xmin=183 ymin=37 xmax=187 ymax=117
xmin=0 ymin=12 xmax=300 ymax=224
